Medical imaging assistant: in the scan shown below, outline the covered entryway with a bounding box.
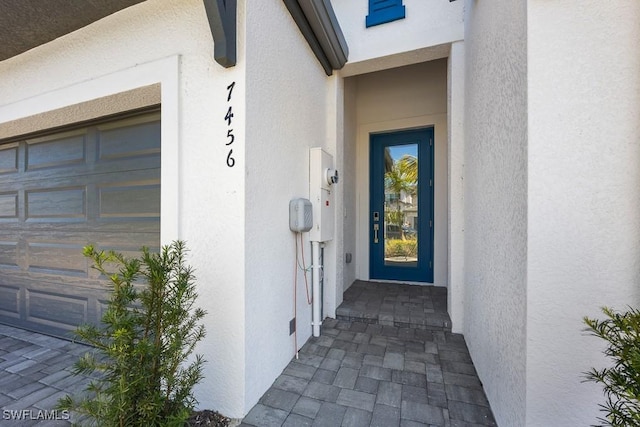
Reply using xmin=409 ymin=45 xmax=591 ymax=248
xmin=0 ymin=111 xmax=160 ymax=338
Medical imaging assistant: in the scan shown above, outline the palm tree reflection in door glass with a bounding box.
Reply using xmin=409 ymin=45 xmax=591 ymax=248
xmin=383 ymin=144 xmax=418 ymax=267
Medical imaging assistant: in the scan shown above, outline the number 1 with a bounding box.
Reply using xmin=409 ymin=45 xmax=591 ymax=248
xmin=226 ymin=81 xmax=235 ymax=102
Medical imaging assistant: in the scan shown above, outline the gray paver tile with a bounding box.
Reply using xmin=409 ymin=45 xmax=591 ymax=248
xmin=426 ymin=382 xmax=446 ymax=405
xmin=392 ymin=370 xmax=426 ymax=388
xmin=312 ymin=368 xmax=337 ymax=385
xmin=341 ymin=352 xmax=364 ymax=370
xmin=439 ymin=350 xmax=472 ymax=364
xmin=312 ymin=402 xmax=347 ymax=427
xmin=441 ymin=360 xmax=477 ymax=376
xmin=445 ymin=384 xmax=490 ymax=407
xmin=447 ymin=401 xmax=496 ymax=426
xmin=342 ymin=407 xmax=373 ymax=427
xmin=400 ymin=419 xmax=429 ymax=426
xmin=301 ymin=343 xmax=330 ymax=358
xmin=283 ymin=361 xmax=317 ymax=380
xmin=298 ymin=353 xmax=325 ymax=368
xmin=260 ymin=387 xmax=300 ymax=412
xmin=376 ymin=381 xmax=402 ymax=408
xmin=363 ymin=354 xmax=384 ymax=367
xmin=0 ymin=392 xmax=14 ymax=406
xmin=38 ymin=370 xmax=73 ymax=387
xmin=349 ymin=322 xmax=369 ymax=333
xmin=371 ymin=404 xmax=400 ymax=427
xmin=242 ymin=403 xmax=288 ymax=427
xmin=333 ymin=367 xmax=358 ymax=389
xmin=4 ymin=386 xmax=59 ymax=410
xmin=292 ymin=396 xmax=322 ymax=419
xmin=283 ymin=412 xmax=313 ymax=427
xmin=442 ymin=372 xmax=482 ymax=389
xmin=383 ymin=352 xmax=405 ymax=370
xmin=303 ymin=381 xmax=341 ymax=402
xmin=354 ymin=376 xmax=379 ymax=394
xmin=426 ymin=363 xmax=444 ymax=384
xmin=319 ymin=357 xmax=341 ymax=372
xmin=401 ymin=400 xmax=445 ymax=426
xmin=336 ymin=388 xmax=376 ymax=412
xmin=401 ymin=384 xmax=428 ymax=404
xmin=7 ymin=382 xmax=46 ymax=399
xmin=0 ymin=357 xmax=29 ymax=370
xmin=273 ymin=373 xmax=310 ymax=394
xmin=360 ymin=365 xmax=391 ymax=381
xmin=32 ymin=390 xmax=68 ymax=411
xmin=326 ymin=348 xmax=347 ymax=361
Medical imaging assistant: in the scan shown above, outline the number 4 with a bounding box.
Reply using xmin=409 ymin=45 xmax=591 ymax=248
xmin=225 ymin=106 xmax=234 ymax=126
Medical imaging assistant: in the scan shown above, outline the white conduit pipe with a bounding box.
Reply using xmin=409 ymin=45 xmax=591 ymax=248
xmin=311 ymin=240 xmax=322 ymax=337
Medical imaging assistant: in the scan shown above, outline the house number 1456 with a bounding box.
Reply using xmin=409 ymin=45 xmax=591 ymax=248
xmin=225 ymin=81 xmax=236 ymax=167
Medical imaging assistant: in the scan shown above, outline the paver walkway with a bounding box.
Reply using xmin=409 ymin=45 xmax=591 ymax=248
xmin=0 ymin=282 xmax=496 ymax=427
xmin=241 ymin=282 xmax=496 ymax=427
xmin=0 ymin=325 xmax=90 ymax=426
xmin=240 ymin=318 xmax=495 ymax=427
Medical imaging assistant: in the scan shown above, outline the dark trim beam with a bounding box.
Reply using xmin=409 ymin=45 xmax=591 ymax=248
xmin=284 ymin=0 xmax=349 ymax=76
xmin=203 ymin=0 xmax=237 ymax=68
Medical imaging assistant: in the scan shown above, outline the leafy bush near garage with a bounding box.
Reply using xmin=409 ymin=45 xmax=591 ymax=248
xmin=58 ymin=241 xmax=207 ymax=427
xmin=385 ymin=238 xmax=418 ymax=259
xmin=584 ymin=307 xmax=640 ymax=427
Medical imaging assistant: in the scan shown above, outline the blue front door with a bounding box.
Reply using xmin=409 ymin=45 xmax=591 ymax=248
xmin=370 ymin=128 xmax=434 ymax=283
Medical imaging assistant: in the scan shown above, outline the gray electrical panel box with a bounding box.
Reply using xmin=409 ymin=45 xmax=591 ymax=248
xmin=289 ymin=198 xmax=313 ymax=232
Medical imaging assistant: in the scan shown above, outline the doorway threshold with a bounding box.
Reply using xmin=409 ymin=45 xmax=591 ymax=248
xmin=336 ymin=280 xmax=451 ymax=331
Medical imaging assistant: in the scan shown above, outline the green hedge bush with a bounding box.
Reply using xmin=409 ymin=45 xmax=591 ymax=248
xmin=58 ymin=241 xmax=207 ymax=427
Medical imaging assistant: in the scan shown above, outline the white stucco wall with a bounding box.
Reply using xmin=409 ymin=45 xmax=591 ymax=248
xmin=341 ymin=79 xmax=358 ymax=292
xmin=242 ymin=1 xmax=335 ymax=414
xmin=351 ymin=60 xmax=448 ymax=287
xmin=463 ymin=1 xmax=528 ymax=426
xmin=527 ymin=1 xmax=640 ymax=425
xmin=332 ymin=0 xmax=463 ymax=74
xmin=0 ymin=0 xmax=248 ymax=417
xmin=447 ymin=41 xmax=465 ymax=332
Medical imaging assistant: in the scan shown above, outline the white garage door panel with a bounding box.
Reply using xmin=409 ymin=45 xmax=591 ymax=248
xmin=0 ymin=112 xmax=160 ymax=337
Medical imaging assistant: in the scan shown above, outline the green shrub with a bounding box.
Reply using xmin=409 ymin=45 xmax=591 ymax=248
xmin=58 ymin=241 xmax=207 ymax=427
xmin=584 ymin=307 xmax=640 ymax=427
xmin=385 ymin=239 xmax=417 ymax=259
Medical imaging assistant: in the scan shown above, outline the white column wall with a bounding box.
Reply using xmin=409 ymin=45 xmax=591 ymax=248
xmin=0 ymin=0 xmax=248 ymax=417
xmin=242 ymin=1 xmax=332 ymax=414
xmin=527 ymin=1 xmax=640 ymax=424
xmin=341 ymin=78 xmax=358 ymax=292
xmin=447 ymin=41 xmax=465 ymax=332
xmin=463 ymin=1 xmax=528 ymax=425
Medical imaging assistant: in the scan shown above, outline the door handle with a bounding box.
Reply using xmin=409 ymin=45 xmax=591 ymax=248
xmin=373 ymin=223 xmax=379 ymax=243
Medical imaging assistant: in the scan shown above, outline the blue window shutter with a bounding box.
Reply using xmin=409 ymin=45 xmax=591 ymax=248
xmin=366 ymin=0 xmax=405 ymax=27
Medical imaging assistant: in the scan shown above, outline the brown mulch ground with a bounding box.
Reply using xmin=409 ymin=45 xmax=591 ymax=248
xmin=186 ymin=410 xmax=231 ymax=427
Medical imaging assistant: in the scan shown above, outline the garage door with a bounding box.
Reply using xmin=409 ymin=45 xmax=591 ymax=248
xmin=0 ymin=111 xmax=160 ymax=338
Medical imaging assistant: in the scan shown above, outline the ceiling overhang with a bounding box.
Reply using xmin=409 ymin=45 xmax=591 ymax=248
xmin=283 ymin=0 xmax=349 ymax=76
xmin=0 ymin=0 xmax=146 ymax=62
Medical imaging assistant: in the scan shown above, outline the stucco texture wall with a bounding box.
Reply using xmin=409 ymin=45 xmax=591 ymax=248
xmin=0 ymin=0 xmax=248 ymax=417
xmin=527 ymin=1 xmax=640 ymax=425
xmin=332 ymin=0 xmax=463 ymax=68
xmin=242 ymin=1 xmax=332 ymax=413
xmin=463 ymin=1 xmax=528 ymax=426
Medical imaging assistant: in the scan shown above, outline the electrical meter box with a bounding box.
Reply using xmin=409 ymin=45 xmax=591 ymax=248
xmin=289 ymin=198 xmax=313 ymax=232
xmin=309 ymin=148 xmax=337 ymax=242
